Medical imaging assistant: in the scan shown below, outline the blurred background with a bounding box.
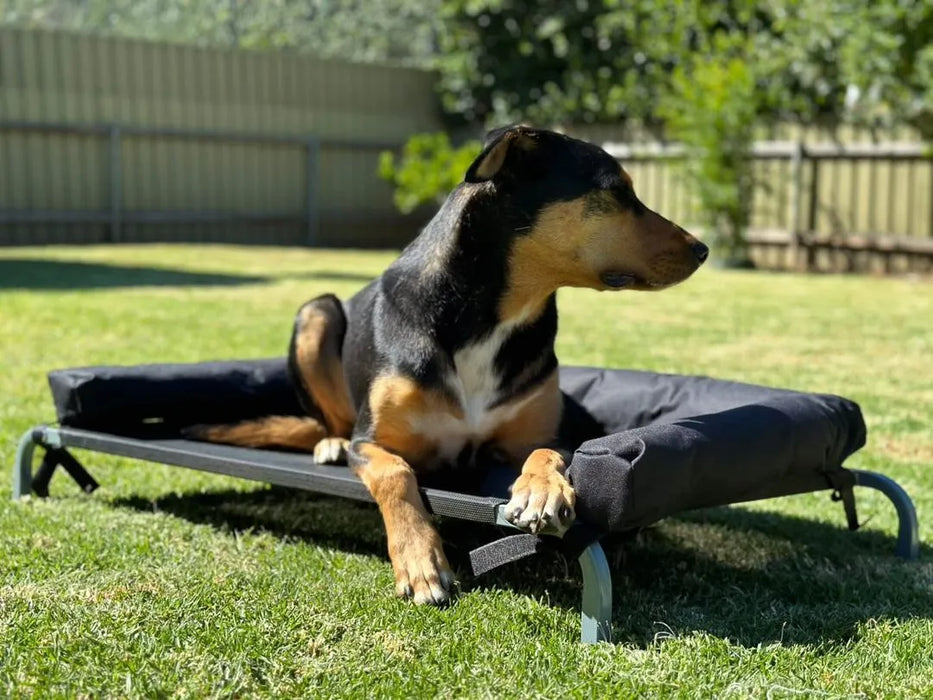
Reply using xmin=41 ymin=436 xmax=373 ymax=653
xmin=0 ymin=0 xmax=931 ymax=272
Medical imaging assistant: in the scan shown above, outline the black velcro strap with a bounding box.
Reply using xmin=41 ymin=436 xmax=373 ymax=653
xmin=33 ymin=447 xmax=100 ymax=496
xmin=31 ymin=449 xmax=59 ymax=498
xmin=831 ymin=486 xmax=859 ymax=531
xmin=826 ymin=470 xmax=859 ymax=531
xmin=469 ymin=534 xmax=546 ymax=576
xmin=469 ymin=523 xmax=605 ymax=576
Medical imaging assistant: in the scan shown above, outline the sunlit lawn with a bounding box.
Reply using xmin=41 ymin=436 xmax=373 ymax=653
xmin=1 ymin=245 xmax=931 ymax=697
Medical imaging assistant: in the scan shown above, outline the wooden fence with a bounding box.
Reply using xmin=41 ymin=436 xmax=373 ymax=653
xmin=0 ymin=27 xmax=443 ymax=247
xmin=1 ymin=27 xmax=931 ymax=268
xmin=603 ymin=141 xmax=933 ymax=273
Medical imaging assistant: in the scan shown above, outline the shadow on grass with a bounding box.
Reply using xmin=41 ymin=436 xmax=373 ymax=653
xmin=277 ymin=270 xmax=376 ymax=284
xmin=0 ymin=259 xmax=267 ymax=289
xmin=111 ymin=487 xmax=932 ymax=648
xmin=0 ymin=259 xmax=378 ymax=290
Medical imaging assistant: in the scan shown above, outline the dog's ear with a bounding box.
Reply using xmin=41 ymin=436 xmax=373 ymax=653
xmin=464 ymin=125 xmax=538 ymax=183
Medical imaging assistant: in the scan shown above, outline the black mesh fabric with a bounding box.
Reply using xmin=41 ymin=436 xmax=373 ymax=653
xmin=46 ymin=359 xmax=866 ymax=533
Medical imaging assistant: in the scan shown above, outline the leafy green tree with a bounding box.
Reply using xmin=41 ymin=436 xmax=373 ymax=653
xmin=435 ymin=0 xmax=855 ymax=131
xmin=0 ymin=0 xmax=441 ymax=66
xmin=428 ymin=0 xmax=853 ymax=257
xmin=834 ymin=0 xmax=933 ymax=138
xmin=436 ymin=0 xmax=647 ymax=126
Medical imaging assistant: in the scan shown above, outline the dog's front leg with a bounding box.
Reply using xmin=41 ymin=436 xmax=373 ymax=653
xmin=505 ymin=448 xmax=576 ymax=536
xmin=349 ymin=440 xmax=455 ymax=605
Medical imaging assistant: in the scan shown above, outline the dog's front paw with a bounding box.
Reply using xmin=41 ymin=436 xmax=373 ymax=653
xmin=313 ymin=437 xmax=349 ymax=464
xmin=388 ymin=522 xmax=456 ymax=606
xmin=505 ymin=449 xmax=575 ymax=536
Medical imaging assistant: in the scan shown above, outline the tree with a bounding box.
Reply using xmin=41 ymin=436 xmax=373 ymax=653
xmin=834 ymin=0 xmax=933 ymax=138
xmin=436 ymin=0 xmax=654 ymax=127
xmin=0 ymin=0 xmax=441 ymax=66
xmin=435 ymin=0 xmax=856 ymax=132
xmin=432 ymin=0 xmax=865 ymax=262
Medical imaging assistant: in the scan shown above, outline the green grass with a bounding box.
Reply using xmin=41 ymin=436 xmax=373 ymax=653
xmin=1 ymin=245 xmax=931 ymax=698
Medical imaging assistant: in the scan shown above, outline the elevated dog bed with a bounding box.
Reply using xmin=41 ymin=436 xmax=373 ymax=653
xmin=13 ymin=359 xmax=919 ymax=643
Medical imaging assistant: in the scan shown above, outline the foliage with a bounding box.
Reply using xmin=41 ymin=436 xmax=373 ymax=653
xmin=660 ymin=48 xmax=757 ymax=263
xmin=436 ymin=0 xmax=639 ymax=126
xmin=0 ymin=0 xmax=441 ymax=66
xmin=429 ymin=0 xmax=866 ymax=246
xmin=436 ymin=0 xmax=854 ymax=131
xmin=834 ymin=0 xmax=933 ymax=138
xmin=378 ymin=133 xmax=482 ymax=214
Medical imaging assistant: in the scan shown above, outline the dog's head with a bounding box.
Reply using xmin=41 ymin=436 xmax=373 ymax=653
xmin=463 ymin=126 xmax=707 ymax=311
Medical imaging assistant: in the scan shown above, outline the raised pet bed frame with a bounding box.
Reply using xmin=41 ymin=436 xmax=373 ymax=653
xmin=13 ymin=423 xmax=920 ymax=644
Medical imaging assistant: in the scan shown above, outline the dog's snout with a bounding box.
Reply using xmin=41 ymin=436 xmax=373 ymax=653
xmin=691 ymin=241 xmax=710 ymax=264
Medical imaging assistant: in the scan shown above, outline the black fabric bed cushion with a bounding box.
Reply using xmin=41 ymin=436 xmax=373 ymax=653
xmin=560 ymin=367 xmax=864 ymax=530
xmin=47 ymin=359 xmax=866 ymax=533
xmin=48 ymin=359 xmax=303 ymax=435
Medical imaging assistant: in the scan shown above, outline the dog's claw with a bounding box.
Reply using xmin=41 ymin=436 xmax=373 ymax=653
xmin=440 ymin=570 xmax=456 ymax=591
xmin=313 ymin=437 xmax=350 ymax=464
xmin=390 ymin=528 xmax=456 ymax=606
xmin=504 ymin=468 xmax=576 ymax=537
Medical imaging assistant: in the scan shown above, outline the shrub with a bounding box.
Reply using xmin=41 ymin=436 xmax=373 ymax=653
xmin=659 ymin=50 xmax=758 ymax=265
xmin=378 ymin=132 xmax=482 ymax=214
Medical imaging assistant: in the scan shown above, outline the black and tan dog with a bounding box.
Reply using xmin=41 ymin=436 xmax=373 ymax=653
xmin=192 ymin=126 xmax=708 ymax=605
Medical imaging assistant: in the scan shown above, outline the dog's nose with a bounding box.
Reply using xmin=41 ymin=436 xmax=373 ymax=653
xmin=691 ymin=241 xmax=710 ymax=264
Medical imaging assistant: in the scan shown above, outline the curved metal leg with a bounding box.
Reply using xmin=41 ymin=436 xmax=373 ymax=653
xmin=578 ymin=541 xmax=612 ymax=643
xmin=852 ymin=469 xmax=920 ymax=560
xmin=13 ymin=428 xmax=39 ymax=500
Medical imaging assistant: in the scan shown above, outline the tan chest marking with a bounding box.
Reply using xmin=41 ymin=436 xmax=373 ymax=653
xmin=369 ymin=375 xmax=460 ymax=467
xmin=369 ymin=319 xmax=561 ymax=468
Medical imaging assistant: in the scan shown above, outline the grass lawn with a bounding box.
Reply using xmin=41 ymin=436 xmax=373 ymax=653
xmin=1 ymin=245 xmax=931 ymax=698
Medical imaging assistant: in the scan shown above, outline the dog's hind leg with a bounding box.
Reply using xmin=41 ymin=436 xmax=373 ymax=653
xmin=186 ymin=294 xmax=356 ymax=458
xmin=186 ymin=415 xmax=328 ymax=451
xmin=289 ymin=294 xmax=356 ymax=463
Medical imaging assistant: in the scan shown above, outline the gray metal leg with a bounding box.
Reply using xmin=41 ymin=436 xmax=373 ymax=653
xmin=851 ymin=469 xmax=920 ymax=560
xmin=496 ymin=504 xmax=614 ymax=643
xmin=13 ymin=428 xmax=38 ymax=500
xmin=578 ymin=541 xmax=613 ymax=643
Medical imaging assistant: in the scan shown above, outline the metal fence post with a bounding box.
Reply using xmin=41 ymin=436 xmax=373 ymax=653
xmin=109 ymin=125 xmax=122 ymax=243
xmin=305 ymin=137 xmax=321 ymax=246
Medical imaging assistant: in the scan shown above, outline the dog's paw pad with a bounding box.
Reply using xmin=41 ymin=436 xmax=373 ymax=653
xmin=313 ymin=437 xmax=350 ymax=464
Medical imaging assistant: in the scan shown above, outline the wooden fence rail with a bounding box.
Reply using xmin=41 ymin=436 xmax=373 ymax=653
xmin=0 ymin=27 xmax=442 ymax=248
xmin=0 ymin=120 xmax=404 ymax=246
xmin=602 ymin=140 xmax=933 ymax=272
